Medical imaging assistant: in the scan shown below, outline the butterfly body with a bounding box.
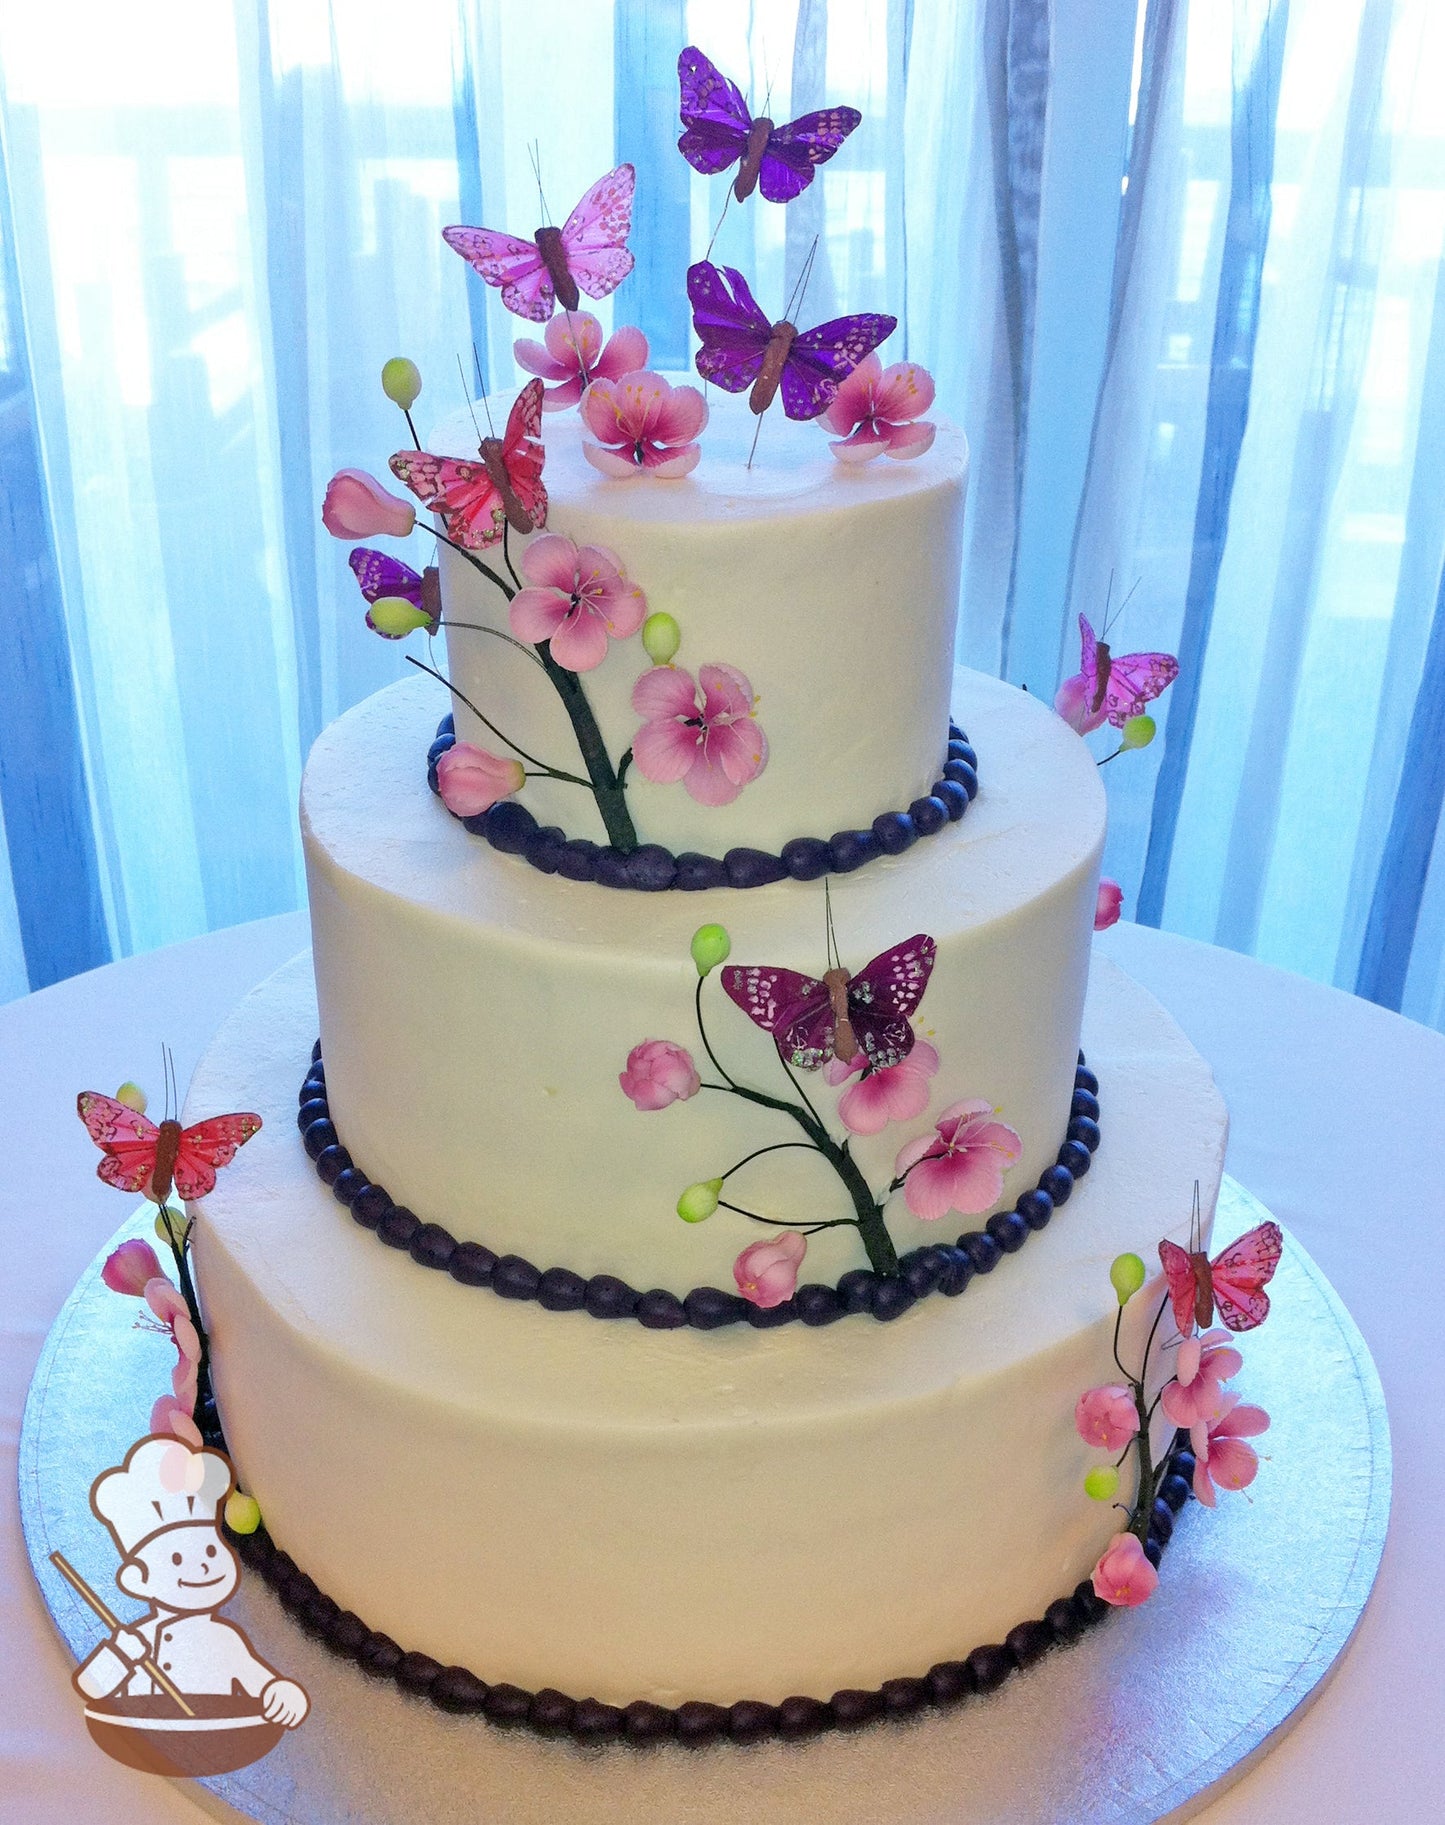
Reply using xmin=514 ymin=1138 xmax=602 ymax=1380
xmin=722 ymin=936 xmax=936 ymax=1072
xmin=735 ymin=116 xmax=775 ymax=200
xmin=822 ymin=967 xmax=858 ymax=1064
xmin=443 ymin=165 xmax=635 ymax=323
xmin=478 ymin=435 xmax=536 ymax=533
xmin=1159 ymin=1221 xmax=1282 ymax=1335
xmin=1078 ymin=614 xmax=1177 ymax=728
xmin=751 ymin=321 xmax=798 ymax=415
xmin=531 ymin=225 xmax=580 ymax=310
xmin=390 ymin=380 xmax=547 ymax=552
xmin=677 ymin=48 xmax=861 ymax=205
xmin=78 ymin=1093 xmax=262 ymax=1203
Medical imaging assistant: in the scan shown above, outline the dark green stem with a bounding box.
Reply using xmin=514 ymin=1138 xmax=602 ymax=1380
xmin=718 ymin=1198 xmax=856 ymax=1237
xmin=429 ymin=525 xmax=515 ymax=600
xmin=438 ymin=619 xmax=545 ymax=667
xmin=536 ymin=643 xmax=638 ymax=849
xmin=157 ymin=1202 xmax=211 ymax=1428
xmin=405 ymin=653 xmax=561 ymax=775
xmin=1126 ymin=1289 xmax=1174 ymax=1544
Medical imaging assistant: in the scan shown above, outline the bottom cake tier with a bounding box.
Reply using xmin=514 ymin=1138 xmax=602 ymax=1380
xmin=188 ymin=950 xmax=1226 ymax=1709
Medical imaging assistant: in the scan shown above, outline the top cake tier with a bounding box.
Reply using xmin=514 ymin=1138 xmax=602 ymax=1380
xmin=428 ymin=388 xmax=969 ymax=857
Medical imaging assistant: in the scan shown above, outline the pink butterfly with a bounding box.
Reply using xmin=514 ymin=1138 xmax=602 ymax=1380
xmin=78 ymin=1093 xmax=261 ymax=1204
xmin=1159 ymin=1222 xmax=1283 ymax=1336
xmin=1077 ymin=613 xmax=1179 ymax=730
xmin=722 ymin=936 xmax=936 ymax=1072
xmin=442 ymin=165 xmax=636 ymax=323
xmin=389 ymin=380 xmax=547 ymax=552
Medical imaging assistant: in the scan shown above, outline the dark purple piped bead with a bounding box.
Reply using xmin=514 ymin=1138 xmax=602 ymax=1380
xmin=352 ymin=1182 xmax=392 ymax=1226
xmin=1039 ymin=1164 xmax=1074 ymax=1207
xmin=1071 ymin=1088 xmax=1101 ymax=1123
xmin=449 ymin=1241 xmax=497 ymax=1287
xmin=958 ymin=1230 xmax=1001 ymax=1274
xmin=1150 ymin=1499 xmax=1175 ymax=1545
xmin=1144 ymin=1538 xmax=1163 ymax=1568
xmin=746 ymin=1296 xmax=797 ymax=1327
xmin=327 ymin=1611 xmax=369 ymax=1657
xmin=262 ymin=1550 xmax=296 ymax=1589
xmin=948 ymin=741 xmax=978 ymax=770
xmin=674 ymin=1700 xmax=730 ymax=1744
xmin=728 ymin=1699 xmax=779 ymax=1741
xmin=330 ymin=1166 xmax=368 ymax=1207
xmin=871 ymin=1277 xmax=916 ymax=1322
xmin=1171 ymin=1448 xmax=1197 ymax=1485
xmin=828 ymin=827 xmax=882 ymax=873
xmin=395 ymin=1651 xmax=443 ymax=1694
xmin=926 ymin=1659 xmax=975 ymax=1704
xmin=837 ymin=1268 xmax=879 ymax=1313
xmin=936 ymin=1246 xmax=974 ymax=1295
xmin=484 ymin=1683 xmax=533 ymax=1724
xmin=427 ymin=735 xmax=455 ymax=767
xmin=1058 ymin=1139 xmax=1092 ymax=1179
xmin=537 ymin=1266 xmax=588 ymax=1311
xmin=1075 ymin=1066 xmax=1100 ymax=1097
xmin=725 ymin=846 xmax=788 ymax=888
xmin=880 ymin=1676 xmax=928 ymax=1716
xmin=555 ymin=839 xmax=601 ymax=882
xmin=944 ymin=759 xmax=979 ymax=800
xmin=985 ymin=1209 xmax=1028 ymax=1253
xmin=872 ymin=810 xmax=917 ymax=855
xmin=1015 ymin=1188 xmax=1053 ymax=1232
xmin=967 ymin=1644 xmax=1014 ymax=1692
xmin=683 ymin=1285 xmax=748 ymax=1329
xmin=624 ymin=1700 xmax=676 ymax=1742
xmin=313 ymin=1143 xmax=351 ymax=1186
xmin=297 ymin=1096 xmax=328 ymax=1133
xmin=432 ymin=1666 xmax=490 ymax=1713
xmin=571 ymin=1697 xmax=625 ymax=1741
xmin=1159 ymin=1472 xmax=1192 ymax=1513
xmin=528 ymin=1689 xmax=575 ymax=1734
xmin=523 ymin=825 xmax=566 ymax=874
xmin=358 ymin=1632 xmax=403 ymax=1677
xmin=278 ymin=1570 xmax=319 ymax=1613
xmin=1006 ymin=1620 xmax=1054 ymax=1667
xmin=493 ymin=1255 xmax=541 ymax=1300
xmin=777 ymin=1694 xmax=831 ymax=1738
xmin=636 ymin=1288 xmax=687 ymax=1329
xmin=831 ymin=1687 xmax=883 ymax=1729
xmin=1068 ymin=1117 xmax=1101 ymax=1153
xmin=1045 ymin=1597 xmax=1082 ymax=1642
xmin=781 ymin=835 xmax=833 ymax=880
xmin=300 ymin=1070 xmax=325 ymax=1103
xmin=302 ymin=1118 xmax=337 ymax=1161
xmin=437 ymin=712 xmax=455 ymax=738
xmin=476 ymin=801 xmax=537 ymax=854
xmin=795 ymin=1282 xmax=846 ymax=1325
xmin=311 ymin=1037 xmax=323 ymax=1064
xmin=624 ymin=844 xmax=678 ymax=891
xmin=934 ymin=778 xmax=969 ymax=820
xmin=409 ymin=1223 xmax=456 ymax=1270
xmin=593 ymin=848 xmax=632 ymax=889
xmin=908 ymin=794 xmax=949 ymax=835
xmin=584 ymin=1274 xmax=639 ymax=1318
xmin=378 ymin=1206 xmax=421 ymax=1250
xmin=673 ymin=851 xmax=728 ymax=890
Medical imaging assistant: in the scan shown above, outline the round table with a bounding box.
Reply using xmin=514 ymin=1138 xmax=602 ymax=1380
xmin=2 ymin=915 xmax=1438 ymax=1823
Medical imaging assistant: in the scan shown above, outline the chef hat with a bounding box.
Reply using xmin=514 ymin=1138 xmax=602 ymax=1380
xmin=90 ymin=1435 xmax=234 ymax=1558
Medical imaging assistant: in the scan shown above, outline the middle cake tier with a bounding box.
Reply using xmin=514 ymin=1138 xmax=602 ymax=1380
xmin=303 ymin=668 xmax=1105 ymax=1292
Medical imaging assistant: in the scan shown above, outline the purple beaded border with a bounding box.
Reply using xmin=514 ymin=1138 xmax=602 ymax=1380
xmin=425 ymin=715 xmax=980 ymax=890
xmin=225 ymin=1434 xmax=1193 ymax=1744
xmin=297 ymin=1043 xmax=1103 ymax=1330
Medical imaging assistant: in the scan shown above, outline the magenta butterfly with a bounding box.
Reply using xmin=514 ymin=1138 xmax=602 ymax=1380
xmin=390 ymin=380 xmax=547 ymax=552
xmin=348 ymin=548 xmax=439 ymax=638
xmin=687 ymin=260 xmax=895 ymax=420
xmin=1159 ymin=1222 xmax=1283 ymax=1336
xmin=678 ymin=46 xmax=861 ymax=204
xmin=722 ymin=936 xmax=936 ymax=1073
xmin=442 ymin=165 xmax=636 ymax=324
xmin=1077 ymin=613 xmax=1179 ymax=729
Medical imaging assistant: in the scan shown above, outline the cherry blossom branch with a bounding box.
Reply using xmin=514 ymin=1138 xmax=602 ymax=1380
xmin=428 ymin=525 xmax=515 ymax=601
xmin=436 ymin=620 xmax=545 ymax=668
xmin=405 ymin=654 xmax=587 ymax=782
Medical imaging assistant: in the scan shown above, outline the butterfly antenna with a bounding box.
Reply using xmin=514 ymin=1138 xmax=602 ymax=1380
xmin=704 ymin=186 xmax=732 ymax=260
xmin=784 ymin=236 xmax=820 ymax=325
xmin=1191 ymin=1179 xmax=1201 ymax=1251
xmin=746 ymin=411 xmax=765 ymax=471
xmin=528 ymin=140 xmax=553 ymax=228
xmin=471 ymin=344 xmax=497 ymax=437
xmin=458 ymin=353 xmax=488 ymax=444
xmin=824 ymin=881 xmax=842 ymax=972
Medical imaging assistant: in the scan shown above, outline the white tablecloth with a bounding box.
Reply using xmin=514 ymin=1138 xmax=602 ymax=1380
xmin=1 ymin=914 xmax=1439 ymax=1822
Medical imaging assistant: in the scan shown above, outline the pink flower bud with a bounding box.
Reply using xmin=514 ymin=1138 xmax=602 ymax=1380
xmin=1095 ymin=878 xmax=1123 ymax=930
xmin=322 ymin=468 xmax=417 ymax=539
xmin=619 ymin=1039 xmax=701 ymax=1111
xmin=1091 ymin=1532 xmax=1159 ymax=1608
xmin=1074 ymin=1384 xmax=1140 ymax=1452
xmin=101 ymin=1237 xmax=164 ymax=1297
xmin=435 ymin=742 xmax=525 ymax=818
xmin=733 ymin=1232 xmax=807 ymax=1309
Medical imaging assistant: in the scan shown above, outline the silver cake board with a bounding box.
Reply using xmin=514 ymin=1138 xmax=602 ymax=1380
xmin=19 ymin=1179 xmax=1389 ymax=1825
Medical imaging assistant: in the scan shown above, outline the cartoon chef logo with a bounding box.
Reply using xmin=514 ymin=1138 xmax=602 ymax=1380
xmin=54 ymin=1434 xmax=308 ymax=1778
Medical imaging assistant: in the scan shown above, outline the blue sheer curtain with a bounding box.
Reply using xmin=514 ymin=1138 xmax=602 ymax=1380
xmin=4 ymin=0 xmax=1445 ymax=1025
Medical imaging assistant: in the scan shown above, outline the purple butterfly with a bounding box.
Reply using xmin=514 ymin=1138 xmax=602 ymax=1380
xmin=1078 ymin=614 xmax=1178 ymax=727
xmin=348 ymin=547 xmax=440 ymax=639
xmin=678 ymin=46 xmax=861 ymax=204
xmin=686 ymin=260 xmax=895 ymax=420
xmin=722 ymin=937 xmax=937 ymax=1073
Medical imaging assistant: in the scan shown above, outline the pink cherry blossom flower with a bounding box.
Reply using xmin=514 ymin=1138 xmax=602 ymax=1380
xmin=1095 ymin=878 xmax=1123 ymax=931
xmin=581 ymin=370 xmax=709 ymax=478
xmin=819 ymin=353 xmax=936 ymax=463
xmin=102 ymin=1237 xmax=165 ymax=1297
xmin=1160 ymin=1328 xmax=1243 ymax=1431
xmin=1054 ymin=671 xmax=1109 ymax=735
xmin=631 ymin=663 xmax=768 ymax=806
xmin=1074 ymin=1385 xmax=1141 ymax=1452
xmin=1091 ymin=1532 xmax=1159 ymax=1608
xmin=145 ymin=1277 xmax=201 ymax=1406
xmin=435 ymin=742 xmax=525 ymax=818
xmin=151 ymin=1394 xmax=203 ymax=1448
xmin=508 ymin=534 xmax=646 ymax=672
xmin=619 ymin=1040 xmax=701 ymax=1111
xmin=734 ymin=1231 xmax=807 ymax=1309
xmin=322 ymin=468 xmax=417 ymax=539
xmin=893 ymin=1099 xmax=1023 ymax=1221
xmin=824 ymin=1039 xmax=940 ymax=1136
xmin=1191 ymin=1392 xmax=1270 ymax=1508
xmin=514 ymin=313 xmax=650 ymax=411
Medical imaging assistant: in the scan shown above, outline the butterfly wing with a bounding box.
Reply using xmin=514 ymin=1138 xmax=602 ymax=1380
xmin=758 ymin=107 xmax=863 ymax=203
xmin=677 ymin=46 xmax=752 ymax=176
xmin=782 ymin=312 xmax=897 ymax=420
xmin=687 ymin=261 xmax=772 ymax=393
xmin=171 ymin=1113 xmax=263 ymax=1201
xmin=1101 ymin=650 xmax=1180 ymax=728
xmin=1077 ymin=613 xmax=1100 ymax=701
xmin=390 ymin=450 xmax=505 ymax=551
xmin=721 ymin=964 xmax=835 ymax=1069
xmin=348 ymin=547 xmax=425 ymax=608
xmin=1208 ymin=1222 xmax=1284 ymax=1333
xmin=845 ymin=935 xmax=937 ymax=1069
xmin=441 ymin=225 xmax=555 ymax=322
xmin=499 ymin=379 xmax=549 ymax=530
xmin=77 ymin=1092 xmax=161 ymax=1194
xmin=1157 ymin=1237 xmax=1202 ymax=1337
xmin=558 ymin=164 xmax=636 ymax=302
